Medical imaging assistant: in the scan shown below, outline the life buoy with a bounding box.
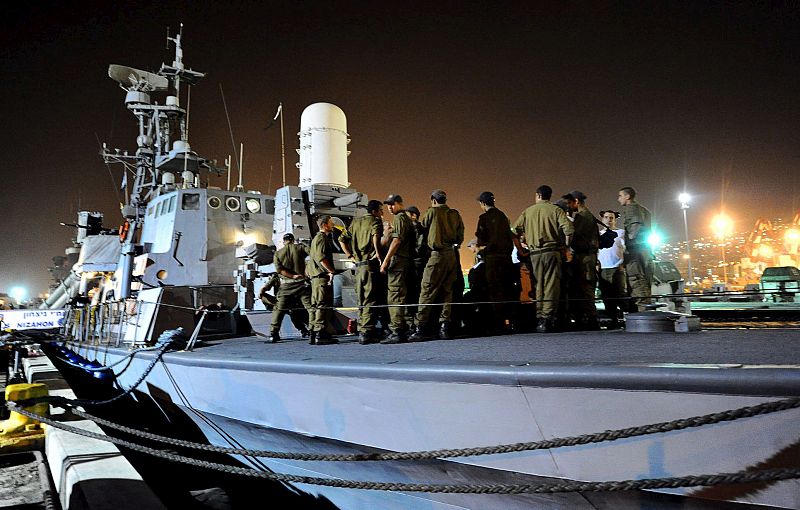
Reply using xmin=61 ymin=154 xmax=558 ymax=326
xmin=119 ymin=221 xmax=130 ymax=242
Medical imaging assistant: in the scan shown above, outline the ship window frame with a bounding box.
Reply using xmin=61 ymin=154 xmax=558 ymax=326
xmin=264 ymin=198 xmax=275 ymax=215
xmin=156 ymin=201 xmax=163 ymax=216
xmin=207 ymin=196 xmax=222 ymax=209
xmin=181 ymin=193 xmax=201 ymax=211
xmin=168 ymin=195 xmax=176 ymax=213
xmin=245 ymin=197 xmax=261 ymax=214
xmin=225 ymin=196 xmax=241 ymax=212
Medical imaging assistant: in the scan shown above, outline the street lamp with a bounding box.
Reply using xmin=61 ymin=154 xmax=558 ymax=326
xmin=678 ymin=193 xmax=693 ymax=286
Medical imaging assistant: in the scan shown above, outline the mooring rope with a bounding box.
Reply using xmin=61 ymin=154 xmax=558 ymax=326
xmin=6 ymin=403 xmax=799 ymax=494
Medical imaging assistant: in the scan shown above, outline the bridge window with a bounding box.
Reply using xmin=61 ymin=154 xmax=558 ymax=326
xmin=182 ymin=193 xmax=200 ymax=211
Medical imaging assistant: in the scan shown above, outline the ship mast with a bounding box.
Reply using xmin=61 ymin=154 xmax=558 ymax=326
xmin=102 ymin=25 xmax=206 ymax=299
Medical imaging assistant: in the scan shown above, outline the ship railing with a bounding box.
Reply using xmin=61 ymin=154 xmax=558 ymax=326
xmin=62 ymin=300 xmax=140 ymax=349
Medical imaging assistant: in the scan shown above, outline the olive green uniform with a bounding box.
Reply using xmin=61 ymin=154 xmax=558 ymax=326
xmin=270 ymin=243 xmax=313 ymax=334
xmin=514 ymin=202 xmax=574 ymax=320
xmin=569 ymin=208 xmax=599 ymax=322
xmin=475 ymin=206 xmax=515 ymax=329
xmin=340 ymin=215 xmax=383 ymax=336
xmin=385 ymin=210 xmax=415 ymax=333
xmin=308 ymin=231 xmax=334 ymax=333
xmin=415 ymin=204 xmax=464 ymax=328
xmin=621 ymin=200 xmax=653 ymax=311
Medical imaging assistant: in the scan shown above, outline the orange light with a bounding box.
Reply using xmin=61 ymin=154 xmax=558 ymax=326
xmin=710 ymin=213 xmax=733 ymax=239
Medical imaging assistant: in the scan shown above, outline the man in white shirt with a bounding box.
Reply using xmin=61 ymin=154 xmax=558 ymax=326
xmin=597 ymin=210 xmax=626 ymax=328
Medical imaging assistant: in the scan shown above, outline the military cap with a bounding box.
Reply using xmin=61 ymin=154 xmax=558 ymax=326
xmin=283 ymin=232 xmax=295 ymax=241
xmin=383 ymin=194 xmax=403 ymax=204
xmin=406 ymin=206 xmax=420 ymax=216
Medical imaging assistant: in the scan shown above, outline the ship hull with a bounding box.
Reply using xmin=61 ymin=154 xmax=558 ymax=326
xmin=55 ymin=331 xmax=800 ymax=509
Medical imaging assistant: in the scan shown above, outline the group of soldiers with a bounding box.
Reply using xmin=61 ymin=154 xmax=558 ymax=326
xmin=266 ymin=185 xmax=652 ymax=344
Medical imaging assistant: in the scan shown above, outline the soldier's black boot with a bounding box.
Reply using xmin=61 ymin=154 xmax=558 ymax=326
xmin=536 ymin=318 xmax=547 ymax=334
xmin=359 ymin=331 xmax=377 ymax=345
xmin=308 ymin=331 xmax=317 ymax=345
xmin=409 ymin=324 xmax=434 ymax=342
xmin=380 ymin=330 xmax=407 ymax=344
xmin=269 ymin=331 xmax=281 ymax=343
xmin=438 ymin=322 xmax=453 ymax=340
xmin=315 ymin=331 xmax=339 ymax=345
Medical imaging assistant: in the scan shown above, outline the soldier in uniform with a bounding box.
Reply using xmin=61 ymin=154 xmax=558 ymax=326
xmin=268 ymin=233 xmax=313 ymax=343
xmin=475 ymin=191 xmax=515 ymax=334
xmin=406 ymin=205 xmax=426 ymax=316
xmin=307 ymin=215 xmax=339 ymax=345
xmin=379 ymin=194 xmax=416 ymax=343
xmin=564 ymin=191 xmax=600 ymax=330
xmin=513 ymin=185 xmax=574 ymax=333
xmin=340 ymin=200 xmax=384 ymax=344
xmin=617 ymin=186 xmax=653 ymax=311
xmin=409 ymin=189 xmax=464 ymax=341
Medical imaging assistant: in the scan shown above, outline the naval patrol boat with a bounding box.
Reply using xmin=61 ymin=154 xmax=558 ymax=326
xmin=33 ymin=29 xmax=800 ymax=510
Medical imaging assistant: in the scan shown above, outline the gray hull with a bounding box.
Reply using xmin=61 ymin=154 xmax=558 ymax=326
xmin=69 ymin=329 xmax=800 ymax=509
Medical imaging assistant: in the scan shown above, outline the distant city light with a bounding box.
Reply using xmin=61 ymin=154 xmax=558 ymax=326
xmin=678 ymin=192 xmax=691 ymax=209
xmin=711 ymin=213 xmax=733 ymax=239
xmin=9 ymin=286 xmax=26 ymax=303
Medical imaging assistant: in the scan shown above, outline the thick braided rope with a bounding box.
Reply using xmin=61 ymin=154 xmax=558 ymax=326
xmin=8 ymin=403 xmax=799 ymax=494
xmin=68 ymin=341 xmax=172 ymax=407
xmin=13 ymin=396 xmax=800 ymax=462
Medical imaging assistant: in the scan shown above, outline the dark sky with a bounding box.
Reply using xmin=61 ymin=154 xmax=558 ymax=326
xmin=1 ymin=1 xmax=799 ymax=295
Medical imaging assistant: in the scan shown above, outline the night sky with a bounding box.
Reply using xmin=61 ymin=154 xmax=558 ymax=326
xmin=1 ymin=1 xmax=798 ymax=296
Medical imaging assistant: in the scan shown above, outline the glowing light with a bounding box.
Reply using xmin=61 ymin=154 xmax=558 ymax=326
xmin=235 ymin=232 xmax=260 ymax=247
xmin=678 ymin=193 xmax=691 ymax=209
xmin=786 ymin=229 xmax=800 ymax=241
xmin=647 ymin=230 xmax=664 ymax=250
xmin=9 ymin=286 xmax=26 ymax=303
xmin=710 ymin=213 xmax=733 ymax=239
xmin=759 ymin=245 xmax=773 ymax=258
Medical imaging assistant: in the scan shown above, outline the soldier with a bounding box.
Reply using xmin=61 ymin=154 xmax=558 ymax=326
xmin=475 ymin=191 xmax=515 ymax=334
xmin=379 ymin=194 xmax=416 ymax=343
xmin=410 ymin=189 xmax=464 ymax=341
xmin=340 ymin=200 xmax=384 ymax=344
xmin=598 ymin=210 xmax=626 ymax=328
xmin=307 ymin=215 xmax=339 ymax=345
xmin=406 ymin=205 xmax=427 ymax=314
xmin=617 ymin=186 xmax=653 ymax=311
xmin=268 ymin=233 xmax=313 ymax=342
xmin=564 ymin=191 xmax=600 ymax=330
xmin=513 ymin=185 xmax=574 ymax=333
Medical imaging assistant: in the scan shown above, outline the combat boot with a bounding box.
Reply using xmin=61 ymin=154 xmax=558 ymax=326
xmin=380 ymin=331 xmax=407 ymax=344
xmin=359 ymin=331 xmax=378 ymax=345
xmin=308 ymin=331 xmax=317 ymax=345
xmin=315 ymin=331 xmax=339 ymax=345
xmin=269 ymin=331 xmax=281 ymax=343
xmin=408 ymin=324 xmax=434 ymax=342
xmin=438 ymin=322 xmax=453 ymax=340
